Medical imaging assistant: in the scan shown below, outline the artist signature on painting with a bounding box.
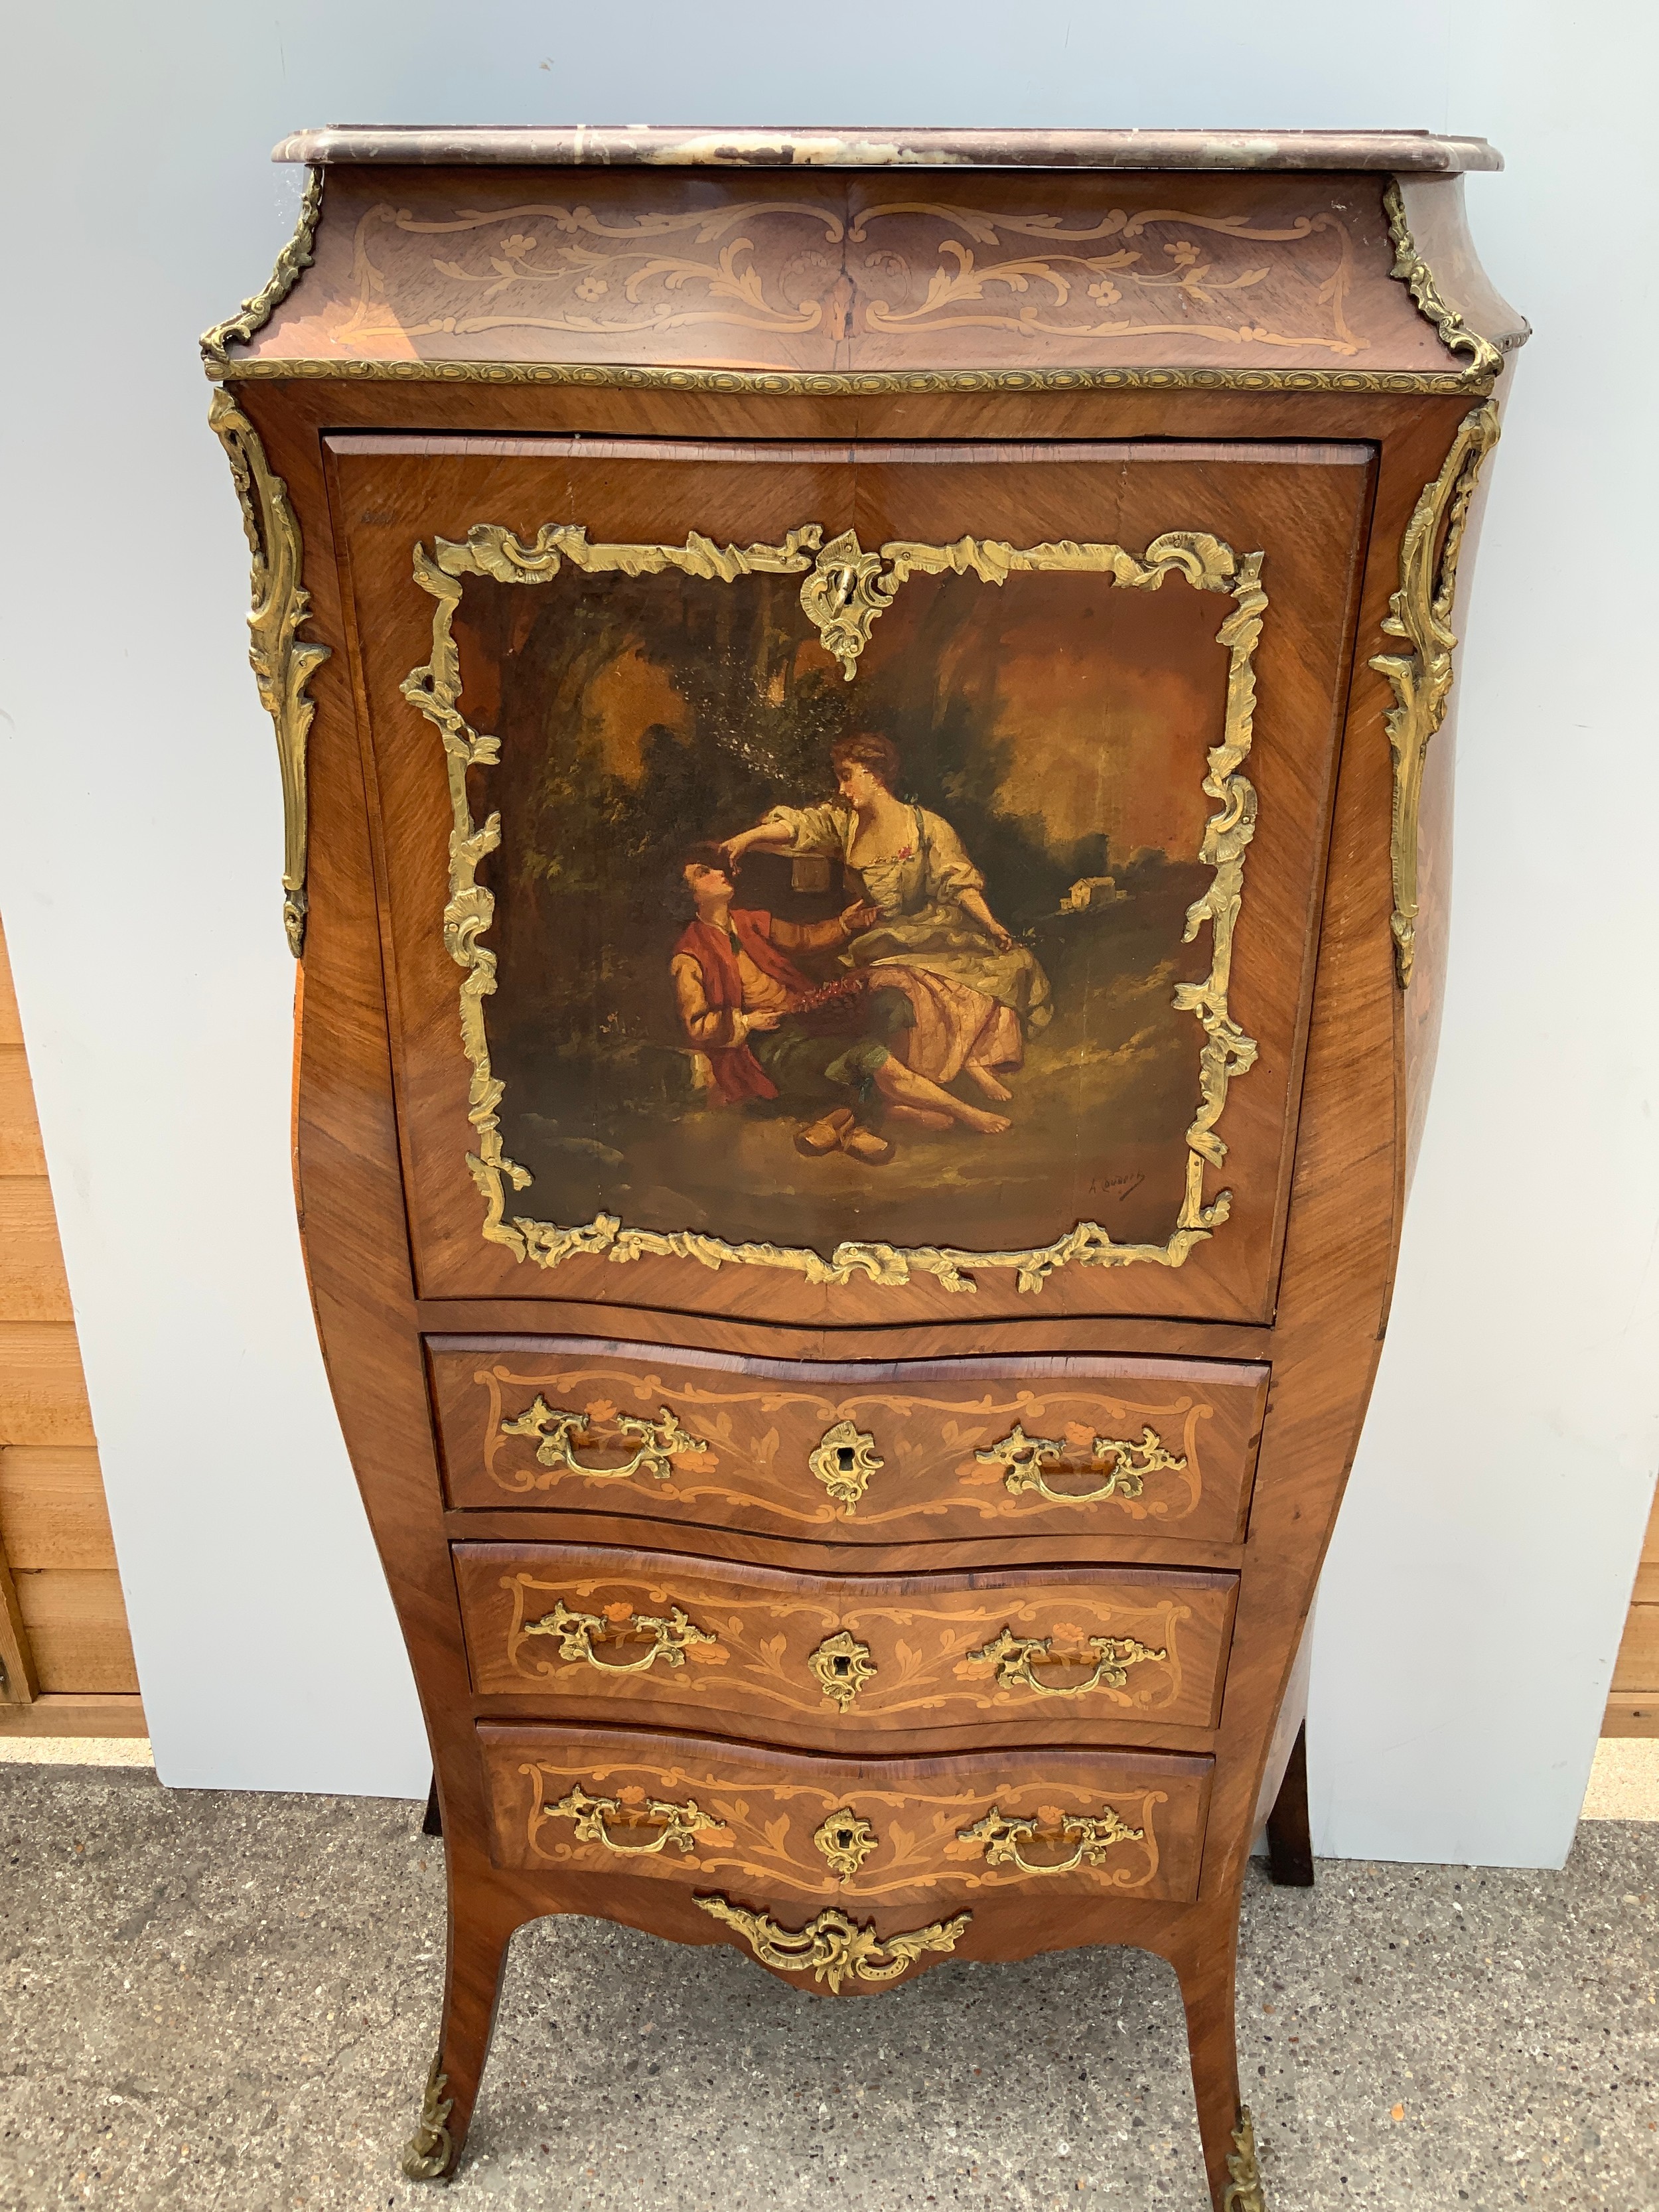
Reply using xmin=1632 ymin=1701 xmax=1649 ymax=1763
xmin=1088 ymin=1172 xmax=1146 ymax=1204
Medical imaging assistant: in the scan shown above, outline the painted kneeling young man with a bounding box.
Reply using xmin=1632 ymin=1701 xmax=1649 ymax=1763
xmin=670 ymin=846 xmax=1011 ymax=1165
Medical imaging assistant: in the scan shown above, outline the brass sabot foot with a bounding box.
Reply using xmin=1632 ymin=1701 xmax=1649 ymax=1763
xmin=401 ymin=2060 xmax=456 ymax=2182
xmin=1221 ymin=2103 xmax=1267 ymax=2211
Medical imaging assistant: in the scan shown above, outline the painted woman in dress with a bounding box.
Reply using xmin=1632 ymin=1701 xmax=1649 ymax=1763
xmin=721 ymin=733 xmax=1051 ymax=1117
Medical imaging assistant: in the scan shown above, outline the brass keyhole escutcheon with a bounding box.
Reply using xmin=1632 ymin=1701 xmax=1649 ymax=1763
xmin=808 ymin=1629 xmax=877 ymax=1710
xmin=813 ymin=1807 xmax=878 ymax=1879
xmin=809 ymin=1420 xmax=884 ymax=1515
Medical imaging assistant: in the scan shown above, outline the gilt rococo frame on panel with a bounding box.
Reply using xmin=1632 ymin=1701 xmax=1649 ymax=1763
xmin=400 ymin=520 xmax=1268 ymax=1295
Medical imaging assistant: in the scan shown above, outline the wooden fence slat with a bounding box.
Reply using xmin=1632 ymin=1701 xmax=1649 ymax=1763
xmin=15 ymin=1568 xmax=139 ymax=1694
xmin=0 ymin=1179 xmax=73 ymax=1322
xmin=0 ymin=1323 xmax=96 ymax=1447
xmin=0 ymin=1446 xmax=116 ymax=1569
xmin=0 ymin=1050 xmax=47 ymax=1175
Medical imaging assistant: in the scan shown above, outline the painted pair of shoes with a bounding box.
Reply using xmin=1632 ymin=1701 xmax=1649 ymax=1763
xmin=794 ymin=1105 xmax=895 ymax=1165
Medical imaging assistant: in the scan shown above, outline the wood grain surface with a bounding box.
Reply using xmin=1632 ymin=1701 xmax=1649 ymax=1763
xmin=479 ymin=1722 xmax=1212 ymax=1906
xmin=239 ymin=179 xmax=1503 ymax=2193
xmin=457 ymin=1542 xmax=1236 ymax=1745
xmin=239 ymin=165 xmax=1477 ymax=382
xmin=431 ymin=1337 xmax=1266 ymax=1544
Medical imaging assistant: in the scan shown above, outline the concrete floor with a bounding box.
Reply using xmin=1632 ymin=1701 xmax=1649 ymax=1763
xmin=1 ymin=1769 xmax=1656 ymax=2211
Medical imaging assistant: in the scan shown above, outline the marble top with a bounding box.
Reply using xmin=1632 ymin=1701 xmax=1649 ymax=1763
xmin=271 ymin=125 xmax=1502 ymax=174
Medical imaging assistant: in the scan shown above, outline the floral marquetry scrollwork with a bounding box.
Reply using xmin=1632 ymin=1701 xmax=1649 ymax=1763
xmin=293 ymin=190 xmax=1377 ymax=372
xmin=324 ymin=197 xmax=847 ymax=352
xmin=847 ymin=198 xmax=1362 ymax=356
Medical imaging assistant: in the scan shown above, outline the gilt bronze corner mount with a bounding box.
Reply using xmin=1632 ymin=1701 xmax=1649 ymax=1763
xmin=1370 ymin=399 xmax=1501 ymax=986
xmin=202 ymin=168 xmax=325 ymax=370
xmin=1381 ymin=178 xmax=1504 ymax=384
xmin=208 ymin=389 xmax=330 ymax=957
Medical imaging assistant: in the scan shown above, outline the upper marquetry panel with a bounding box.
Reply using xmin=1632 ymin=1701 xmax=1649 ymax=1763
xmin=228 ymin=164 xmax=1492 ymax=384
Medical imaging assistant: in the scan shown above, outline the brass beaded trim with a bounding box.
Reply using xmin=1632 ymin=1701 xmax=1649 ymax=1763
xmin=210 ymin=352 xmax=1490 ymax=397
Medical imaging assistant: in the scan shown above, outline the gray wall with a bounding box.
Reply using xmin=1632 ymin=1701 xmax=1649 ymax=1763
xmin=2 ymin=0 xmax=1654 ymax=1856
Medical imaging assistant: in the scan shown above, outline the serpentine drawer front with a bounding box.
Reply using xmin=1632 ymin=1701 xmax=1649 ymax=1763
xmin=455 ymin=1543 xmax=1236 ymax=1747
xmin=431 ymin=1338 xmax=1267 ymax=1545
xmin=216 ymin=119 xmax=1522 ymax=2201
xmin=479 ymin=1724 xmax=1214 ymax=1907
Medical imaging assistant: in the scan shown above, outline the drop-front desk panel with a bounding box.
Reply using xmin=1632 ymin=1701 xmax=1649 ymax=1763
xmin=206 ymin=123 xmax=1524 ymax=2208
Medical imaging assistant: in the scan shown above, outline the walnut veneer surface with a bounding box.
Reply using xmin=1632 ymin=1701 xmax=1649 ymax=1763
xmin=207 ymin=125 xmax=1523 ymax=2208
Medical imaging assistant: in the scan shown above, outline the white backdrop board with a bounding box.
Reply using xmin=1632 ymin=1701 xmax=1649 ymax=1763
xmin=1 ymin=0 xmax=1654 ymax=1852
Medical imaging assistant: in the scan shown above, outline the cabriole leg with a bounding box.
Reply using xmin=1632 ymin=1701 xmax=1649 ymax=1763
xmin=1169 ymin=1913 xmax=1265 ymax=2208
xmin=402 ymin=1885 xmax=521 ymax=2182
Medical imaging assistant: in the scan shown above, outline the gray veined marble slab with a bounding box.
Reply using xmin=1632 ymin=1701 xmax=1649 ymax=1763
xmin=271 ymin=125 xmax=1504 ymax=173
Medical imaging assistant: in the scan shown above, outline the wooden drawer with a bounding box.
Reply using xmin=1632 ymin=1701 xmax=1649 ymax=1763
xmin=431 ymin=1337 xmax=1266 ymax=1546
xmin=480 ymin=1724 xmax=1214 ymax=1910
xmin=455 ymin=1543 xmax=1237 ymax=1749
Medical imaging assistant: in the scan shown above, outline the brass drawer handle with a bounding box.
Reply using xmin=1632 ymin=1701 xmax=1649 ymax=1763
xmin=539 ymin=1781 xmax=719 ymax=1856
xmin=808 ymin=1419 xmax=884 ymax=1512
xmin=968 ymin=1625 xmax=1167 ymax=1698
xmin=958 ymin=1802 xmax=1146 ymax=1875
xmin=522 ymin=1597 xmax=715 ymax=1674
xmin=500 ymin=1397 xmax=709 ymax=1484
xmin=695 ymin=1895 xmax=970 ymax=1992
xmin=975 ymin=1420 xmax=1186 ymax=1505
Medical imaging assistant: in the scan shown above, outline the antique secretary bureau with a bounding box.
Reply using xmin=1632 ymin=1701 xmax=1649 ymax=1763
xmin=204 ymin=126 xmax=1523 ymax=2206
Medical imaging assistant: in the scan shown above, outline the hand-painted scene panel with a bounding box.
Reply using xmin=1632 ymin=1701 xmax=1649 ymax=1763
xmin=443 ymin=534 xmax=1259 ymax=1273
